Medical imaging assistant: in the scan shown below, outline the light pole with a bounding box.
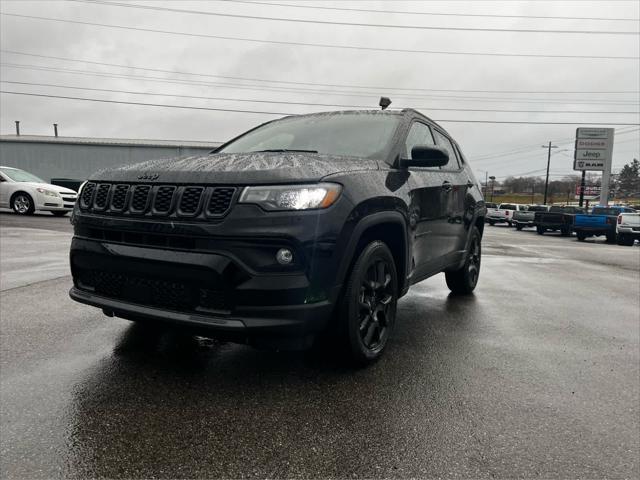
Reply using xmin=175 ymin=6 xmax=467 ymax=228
xmin=541 ymin=142 xmax=558 ymax=205
xmin=489 ymin=176 xmax=496 ymax=202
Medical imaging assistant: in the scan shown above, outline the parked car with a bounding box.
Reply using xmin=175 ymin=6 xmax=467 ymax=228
xmin=574 ymin=206 xmax=637 ymax=242
xmin=486 ymin=203 xmax=524 ymax=226
xmin=0 ymin=166 xmax=78 ymax=216
xmin=535 ymin=205 xmax=585 ymax=236
xmin=68 ymin=109 xmax=486 ymax=364
xmin=617 ymin=212 xmax=640 ymax=246
xmin=485 ymin=202 xmax=498 ymax=222
xmin=513 ymin=205 xmax=549 ymax=230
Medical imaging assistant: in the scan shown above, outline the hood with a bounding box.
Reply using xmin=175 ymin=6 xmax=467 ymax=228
xmin=19 ymin=182 xmax=77 ymax=194
xmin=89 ymin=152 xmax=379 ymax=184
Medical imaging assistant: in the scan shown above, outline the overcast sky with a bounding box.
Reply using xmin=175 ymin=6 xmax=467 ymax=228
xmin=1 ymin=0 xmax=638 ymax=180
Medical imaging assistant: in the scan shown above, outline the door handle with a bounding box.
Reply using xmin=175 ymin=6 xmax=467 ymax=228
xmin=442 ymin=181 xmax=453 ymax=192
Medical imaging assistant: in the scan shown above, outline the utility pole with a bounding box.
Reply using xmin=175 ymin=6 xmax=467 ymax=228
xmin=489 ymin=176 xmax=496 ymax=202
xmin=578 ymin=170 xmax=586 ymax=207
xmin=485 ymin=171 xmax=488 ymax=197
xmin=542 ymin=142 xmax=558 ymax=205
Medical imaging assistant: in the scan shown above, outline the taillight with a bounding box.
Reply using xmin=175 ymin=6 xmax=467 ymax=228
xmin=618 ymin=215 xmax=622 ymax=224
xmin=505 ymin=211 xmax=510 ymax=216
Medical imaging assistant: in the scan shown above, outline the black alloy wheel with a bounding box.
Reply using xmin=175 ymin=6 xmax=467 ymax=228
xmin=445 ymin=226 xmax=481 ymax=294
xmin=341 ymin=241 xmax=397 ymax=365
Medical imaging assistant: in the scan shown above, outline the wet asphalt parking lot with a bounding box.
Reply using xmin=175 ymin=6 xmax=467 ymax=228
xmin=1 ymin=211 xmax=638 ymax=479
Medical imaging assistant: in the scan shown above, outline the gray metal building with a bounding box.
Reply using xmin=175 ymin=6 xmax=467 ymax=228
xmin=0 ymin=135 xmax=221 ymax=184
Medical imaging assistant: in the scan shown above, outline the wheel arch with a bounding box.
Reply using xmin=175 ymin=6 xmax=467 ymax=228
xmin=335 ymin=210 xmax=410 ymax=298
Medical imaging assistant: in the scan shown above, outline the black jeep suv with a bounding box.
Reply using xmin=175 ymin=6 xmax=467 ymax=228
xmin=69 ymin=109 xmax=486 ymax=364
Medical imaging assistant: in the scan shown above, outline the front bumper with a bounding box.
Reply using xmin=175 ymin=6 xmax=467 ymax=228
xmin=68 ymin=197 xmax=354 ymax=343
xmin=36 ymin=193 xmax=77 ymax=211
xmin=617 ymin=226 xmax=640 ymax=236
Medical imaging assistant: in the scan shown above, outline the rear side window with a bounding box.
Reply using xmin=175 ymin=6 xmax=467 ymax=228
xmin=499 ymin=204 xmax=516 ymax=210
xmin=432 ymin=129 xmax=460 ymax=169
xmin=592 ymin=207 xmax=620 ymax=215
xmin=405 ymin=122 xmax=436 ymax=163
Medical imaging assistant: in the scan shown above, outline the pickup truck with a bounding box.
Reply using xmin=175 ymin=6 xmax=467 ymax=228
xmin=513 ymin=205 xmax=549 ymax=230
xmin=617 ymin=212 xmax=640 ymax=246
xmin=487 ymin=203 xmax=524 ymax=226
xmin=535 ymin=206 xmax=585 ymax=236
xmin=574 ymin=206 xmax=637 ymax=242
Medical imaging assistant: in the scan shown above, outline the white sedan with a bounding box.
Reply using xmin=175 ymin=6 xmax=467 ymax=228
xmin=0 ymin=166 xmax=78 ymax=216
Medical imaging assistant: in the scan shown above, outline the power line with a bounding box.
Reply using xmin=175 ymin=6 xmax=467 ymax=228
xmin=2 ymin=90 xmax=639 ymax=125
xmin=4 ymin=80 xmax=639 ymax=115
xmin=3 ymin=49 xmax=637 ymax=95
xmin=70 ymin=0 xmax=640 ymax=35
xmin=2 ymin=13 xmax=638 ymax=61
xmin=3 ymin=62 xmax=638 ymax=105
xmin=220 ymin=0 xmax=640 ymax=23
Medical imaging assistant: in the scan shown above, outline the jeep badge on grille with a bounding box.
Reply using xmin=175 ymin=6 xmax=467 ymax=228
xmin=137 ymin=173 xmax=159 ymax=181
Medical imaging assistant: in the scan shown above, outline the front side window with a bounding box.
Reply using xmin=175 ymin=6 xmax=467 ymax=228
xmin=0 ymin=167 xmax=44 ymax=183
xmin=218 ymin=113 xmax=401 ymax=160
xmin=432 ymin=129 xmax=459 ymax=169
xmin=404 ymin=122 xmax=435 ymax=161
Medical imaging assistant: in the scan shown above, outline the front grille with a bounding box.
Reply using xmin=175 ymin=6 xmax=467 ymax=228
xmin=131 ymin=185 xmax=151 ymax=213
xmin=94 ymin=184 xmax=111 ymax=210
xmin=77 ymin=182 xmax=236 ymax=219
xmin=80 ymin=183 xmax=96 ymax=209
xmin=208 ymin=188 xmax=235 ymax=215
xmin=77 ymin=270 xmax=230 ymax=313
xmin=153 ymin=186 xmax=175 ymax=213
xmin=111 ymin=185 xmax=129 ymax=211
xmin=179 ymin=187 xmax=203 ymax=215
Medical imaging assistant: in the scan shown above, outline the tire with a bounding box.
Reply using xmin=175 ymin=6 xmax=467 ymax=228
xmin=617 ymin=234 xmax=630 ymax=246
xmin=339 ymin=241 xmax=398 ymax=366
xmin=606 ymin=232 xmax=616 ymax=243
xmin=508 ymin=222 xmax=513 ymax=227
xmin=50 ymin=211 xmax=68 ymax=217
xmin=11 ymin=192 xmax=35 ymax=215
xmin=516 ymin=224 xmax=523 ymax=231
xmin=488 ymin=220 xmax=495 ymax=226
xmin=561 ymin=228 xmax=570 ymax=237
xmin=445 ymin=227 xmax=481 ymax=295
xmin=537 ymin=226 xmax=545 ymax=235
xmin=576 ymin=232 xmax=586 ymax=242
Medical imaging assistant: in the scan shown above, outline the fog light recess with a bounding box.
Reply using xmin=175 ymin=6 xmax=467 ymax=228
xmin=276 ymin=248 xmax=294 ymax=265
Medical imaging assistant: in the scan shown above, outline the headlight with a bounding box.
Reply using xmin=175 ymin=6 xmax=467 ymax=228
xmin=239 ymin=183 xmax=342 ymax=211
xmin=36 ymin=188 xmax=59 ymax=197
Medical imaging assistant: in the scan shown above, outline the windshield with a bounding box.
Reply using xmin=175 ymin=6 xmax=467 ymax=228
xmin=0 ymin=167 xmax=44 ymax=183
xmin=218 ymin=113 xmax=401 ymax=160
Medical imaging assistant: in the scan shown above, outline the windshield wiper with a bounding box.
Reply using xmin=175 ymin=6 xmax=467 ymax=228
xmin=254 ymin=149 xmax=318 ymax=153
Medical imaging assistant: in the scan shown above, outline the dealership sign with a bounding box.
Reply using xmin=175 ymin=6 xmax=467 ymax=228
xmin=575 ymin=185 xmax=601 ymax=200
xmin=574 ymin=128 xmax=614 ymax=171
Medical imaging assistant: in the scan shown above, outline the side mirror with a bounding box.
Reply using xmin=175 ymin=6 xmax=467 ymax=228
xmin=401 ymin=145 xmax=449 ymax=168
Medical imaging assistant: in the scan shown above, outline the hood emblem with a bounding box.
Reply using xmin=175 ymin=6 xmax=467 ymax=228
xmin=137 ymin=173 xmax=160 ymax=181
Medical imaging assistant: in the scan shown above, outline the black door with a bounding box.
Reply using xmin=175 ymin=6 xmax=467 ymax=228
xmin=431 ymin=128 xmax=469 ymax=259
xmin=403 ymin=121 xmax=448 ymax=277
